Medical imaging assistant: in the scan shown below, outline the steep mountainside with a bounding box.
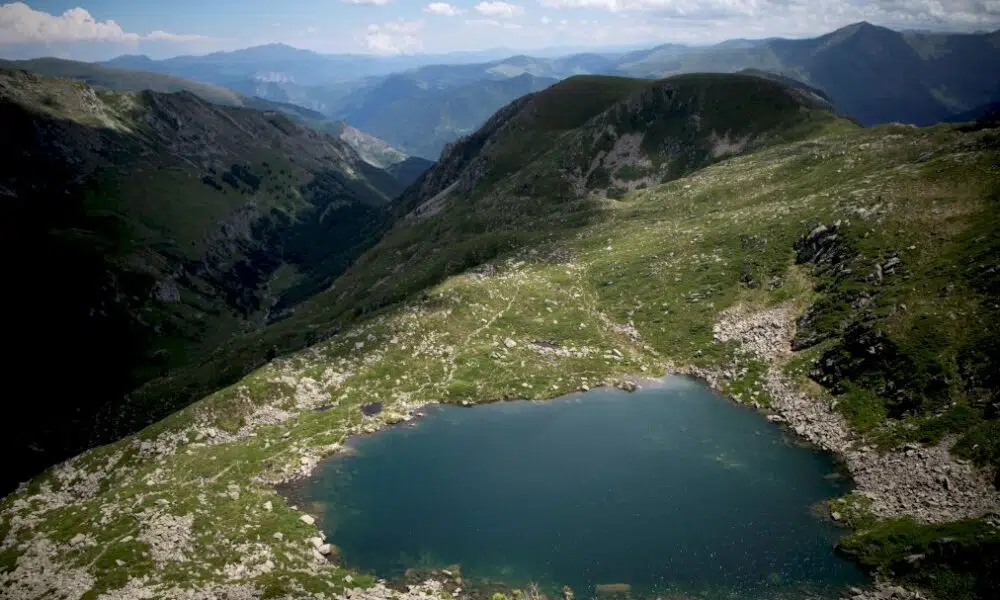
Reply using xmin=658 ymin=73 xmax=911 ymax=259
xmin=618 ymin=22 xmax=1000 ymax=126
xmin=0 ymin=69 xmax=404 ymax=493
xmin=0 ymin=58 xmax=423 ymax=175
xmin=322 ymin=121 xmax=407 ymax=169
xmin=0 ymin=57 xmax=325 ymax=121
xmin=1 ymin=71 xmax=999 ymax=600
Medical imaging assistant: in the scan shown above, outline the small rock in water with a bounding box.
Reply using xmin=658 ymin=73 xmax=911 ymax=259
xmin=318 ymin=543 xmax=332 ymax=555
xmin=300 ymin=514 xmax=315 ymax=525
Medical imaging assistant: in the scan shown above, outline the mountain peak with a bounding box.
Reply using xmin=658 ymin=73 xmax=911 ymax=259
xmin=104 ymin=53 xmax=154 ymax=66
xmin=834 ymin=20 xmax=894 ymax=38
xmin=401 ymin=72 xmax=841 ymax=218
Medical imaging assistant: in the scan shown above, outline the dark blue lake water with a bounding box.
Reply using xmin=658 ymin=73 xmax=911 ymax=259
xmin=300 ymin=376 xmax=868 ymax=598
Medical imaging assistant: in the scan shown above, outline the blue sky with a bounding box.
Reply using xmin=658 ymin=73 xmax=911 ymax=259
xmin=1 ymin=1 xmax=999 ymax=60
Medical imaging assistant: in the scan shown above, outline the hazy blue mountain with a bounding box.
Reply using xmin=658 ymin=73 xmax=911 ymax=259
xmin=335 ymin=72 xmax=559 ymax=159
xmin=98 ymin=22 xmax=1000 ymax=147
xmin=102 ymin=44 xmax=564 ymax=91
xmin=616 ymin=22 xmax=1000 ymax=126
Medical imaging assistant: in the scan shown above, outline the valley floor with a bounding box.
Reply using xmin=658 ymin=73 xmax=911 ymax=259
xmin=2 ymin=124 xmax=999 ymax=600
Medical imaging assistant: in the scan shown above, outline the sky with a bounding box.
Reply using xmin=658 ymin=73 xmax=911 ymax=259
xmin=1 ymin=1 xmax=999 ymax=61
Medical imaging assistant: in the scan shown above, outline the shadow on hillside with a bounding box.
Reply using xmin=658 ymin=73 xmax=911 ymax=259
xmin=0 ymin=97 xmax=394 ymax=494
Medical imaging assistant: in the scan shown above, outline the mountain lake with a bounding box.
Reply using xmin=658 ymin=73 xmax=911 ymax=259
xmin=293 ymin=376 xmax=869 ymax=599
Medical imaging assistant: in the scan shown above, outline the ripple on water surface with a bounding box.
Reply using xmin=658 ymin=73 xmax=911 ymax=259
xmin=299 ymin=376 xmax=869 ymax=598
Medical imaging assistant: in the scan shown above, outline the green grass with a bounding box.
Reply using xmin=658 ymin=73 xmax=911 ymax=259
xmin=3 ymin=75 xmax=999 ymax=599
xmin=838 ymin=518 xmax=1000 ymax=600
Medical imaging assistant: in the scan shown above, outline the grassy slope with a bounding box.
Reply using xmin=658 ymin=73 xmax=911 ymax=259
xmin=0 ymin=69 xmax=404 ymax=494
xmin=125 ymin=73 xmax=829 ymax=422
xmin=2 ymin=100 xmax=998 ymax=598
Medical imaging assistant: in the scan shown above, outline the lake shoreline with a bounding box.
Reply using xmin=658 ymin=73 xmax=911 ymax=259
xmin=285 ymin=375 xmax=868 ymax=600
xmin=277 ymin=305 xmax=998 ymax=600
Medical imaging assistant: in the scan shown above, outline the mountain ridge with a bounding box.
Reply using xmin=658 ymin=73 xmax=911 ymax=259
xmin=0 ymin=57 xmax=423 ymax=173
xmin=0 ymin=68 xmax=407 ymax=493
xmin=2 ymin=67 xmax=998 ymax=599
xmin=87 ymin=22 xmax=1000 ymax=157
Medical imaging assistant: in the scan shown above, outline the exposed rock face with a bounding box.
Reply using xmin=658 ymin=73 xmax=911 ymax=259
xmin=137 ymin=511 xmax=195 ymax=564
xmin=710 ymin=305 xmax=1000 ymax=523
xmin=335 ymin=122 xmax=408 ymax=169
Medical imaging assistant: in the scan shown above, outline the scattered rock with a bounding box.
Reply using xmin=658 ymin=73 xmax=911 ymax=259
xmin=503 ymin=338 xmax=517 ymax=349
xmin=709 ymin=304 xmax=1000 ymax=523
xmin=299 ymin=514 xmax=315 ymax=526
xmin=617 ymin=380 xmax=638 ymax=392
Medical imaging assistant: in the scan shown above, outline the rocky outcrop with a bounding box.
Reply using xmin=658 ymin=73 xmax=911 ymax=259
xmin=709 ymin=305 xmax=1000 ymax=523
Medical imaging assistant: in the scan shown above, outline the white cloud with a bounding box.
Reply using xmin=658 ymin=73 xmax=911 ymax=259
xmin=475 ymin=1 xmax=525 ymax=18
xmin=465 ymin=18 xmax=524 ymax=28
xmin=425 ymin=2 xmax=463 ymax=16
xmin=365 ymin=19 xmax=423 ymax=54
xmin=535 ymin=0 xmax=764 ymax=15
xmin=0 ymin=3 xmax=205 ymax=44
xmin=540 ymin=16 xmax=552 ymax=24
xmin=343 ymin=0 xmax=391 ymax=5
xmin=145 ymin=30 xmax=208 ymax=42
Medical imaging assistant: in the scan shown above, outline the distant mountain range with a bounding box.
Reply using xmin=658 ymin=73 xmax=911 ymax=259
xmin=103 ymin=44 xmax=546 ymax=87
xmin=86 ymin=22 xmax=1000 ymax=158
xmin=616 ymin=22 xmax=1000 ymax=126
xmin=332 ymin=72 xmax=558 ymax=159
